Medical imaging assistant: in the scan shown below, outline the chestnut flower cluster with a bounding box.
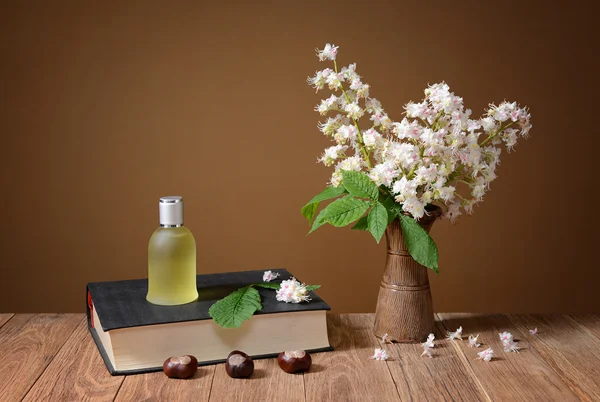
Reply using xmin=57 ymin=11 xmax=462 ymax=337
xmin=276 ymin=278 xmax=311 ymax=304
xmin=308 ymin=44 xmax=532 ymax=221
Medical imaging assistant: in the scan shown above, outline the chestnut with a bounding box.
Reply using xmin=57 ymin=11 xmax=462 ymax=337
xmin=277 ymin=350 xmax=312 ymax=373
xmin=162 ymin=355 xmax=198 ymax=379
xmin=225 ymin=350 xmax=254 ymax=378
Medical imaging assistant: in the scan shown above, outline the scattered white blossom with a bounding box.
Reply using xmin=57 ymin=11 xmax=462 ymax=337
xmin=381 ymin=333 xmax=390 ymax=343
xmin=498 ymin=331 xmax=513 ymax=343
xmin=262 ymin=270 xmax=280 ymax=282
xmin=421 ymin=344 xmax=434 ymax=358
xmin=503 ymin=339 xmax=521 ymax=353
xmin=468 ymin=334 xmax=481 ymax=348
xmin=417 ymin=333 xmax=435 ymax=359
xmin=422 ymin=333 xmax=435 ymax=348
xmin=447 ymin=326 xmax=463 ymax=341
xmin=370 ymin=348 xmax=389 ymax=361
xmin=499 ymin=331 xmax=521 ymax=352
xmin=476 ymin=347 xmax=494 ymax=362
xmin=308 ymin=44 xmax=532 ymax=222
xmin=529 ymin=328 xmax=538 ymax=335
xmin=276 ymin=278 xmax=311 ymax=303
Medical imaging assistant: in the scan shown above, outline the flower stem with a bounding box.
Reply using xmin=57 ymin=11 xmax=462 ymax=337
xmin=334 ymin=60 xmax=372 ymax=169
xmin=479 ymin=121 xmax=515 ymax=147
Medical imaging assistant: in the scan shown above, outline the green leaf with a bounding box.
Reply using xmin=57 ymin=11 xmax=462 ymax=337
xmin=308 ymin=204 xmax=332 ymax=234
xmin=321 ymin=195 xmax=371 ymax=227
xmin=351 ymin=215 xmax=369 ymax=230
xmin=301 ymin=186 xmax=347 ymax=225
xmin=253 ymin=282 xmax=281 ymax=290
xmin=368 ymin=202 xmax=388 ymax=243
xmin=399 ymin=215 xmax=439 ymax=273
xmin=208 ymin=286 xmax=263 ymax=328
xmin=305 ymin=285 xmax=321 ymax=291
xmin=382 ymin=196 xmax=402 ymax=224
xmin=342 ymin=170 xmax=378 ymax=200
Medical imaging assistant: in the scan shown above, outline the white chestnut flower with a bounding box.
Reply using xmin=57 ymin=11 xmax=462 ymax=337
xmin=468 ymin=334 xmax=481 ymax=348
xmin=503 ymin=339 xmax=521 ymax=353
xmin=422 ymin=333 xmax=435 ymax=348
xmin=370 ymin=348 xmax=389 ymax=361
xmin=498 ymin=331 xmax=513 ymax=343
xmin=529 ymin=328 xmax=538 ymax=335
xmin=316 ymin=43 xmax=339 ymax=61
xmin=446 ymin=326 xmax=463 ymax=341
xmin=276 ymin=278 xmax=311 ymax=304
xmin=476 ymin=347 xmax=494 ymax=362
xmin=262 ymin=270 xmax=280 ymax=282
xmin=381 ymin=333 xmax=390 ymax=343
xmin=421 ymin=344 xmax=433 ymax=358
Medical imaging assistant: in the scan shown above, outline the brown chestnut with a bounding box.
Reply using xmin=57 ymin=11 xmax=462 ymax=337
xmin=277 ymin=350 xmax=312 ymax=373
xmin=225 ymin=350 xmax=254 ymax=378
xmin=162 ymin=355 xmax=198 ymax=379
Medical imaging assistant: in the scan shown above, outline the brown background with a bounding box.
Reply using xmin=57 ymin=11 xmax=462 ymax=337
xmin=1 ymin=1 xmax=598 ymax=314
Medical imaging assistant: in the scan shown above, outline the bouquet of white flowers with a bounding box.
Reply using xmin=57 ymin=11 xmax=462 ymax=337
xmin=302 ymin=44 xmax=532 ymax=272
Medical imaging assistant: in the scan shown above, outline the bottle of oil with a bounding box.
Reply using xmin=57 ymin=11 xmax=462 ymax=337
xmin=146 ymin=196 xmax=199 ymax=305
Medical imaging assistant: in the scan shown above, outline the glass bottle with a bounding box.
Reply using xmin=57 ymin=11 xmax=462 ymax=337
xmin=146 ymin=196 xmax=198 ymax=305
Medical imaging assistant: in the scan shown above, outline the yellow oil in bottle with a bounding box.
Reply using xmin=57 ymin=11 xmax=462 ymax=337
xmin=146 ymin=196 xmax=198 ymax=306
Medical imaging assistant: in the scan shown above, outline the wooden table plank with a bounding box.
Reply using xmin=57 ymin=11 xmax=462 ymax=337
xmin=379 ymin=314 xmax=488 ymax=401
xmin=209 ymin=354 xmax=303 ymax=402
xmin=570 ymin=314 xmax=600 ymax=341
xmin=115 ymin=366 xmax=215 ymax=402
xmin=304 ymin=314 xmax=400 ymax=402
xmin=0 ymin=313 xmax=14 ymax=329
xmin=438 ymin=313 xmax=578 ymax=402
xmin=508 ymin=314 xmax=600 ymax=401
xmin=22 ymin=316 xmax=124 ymax=402
xmin=0 ymin=313 xmax=83 ymax=402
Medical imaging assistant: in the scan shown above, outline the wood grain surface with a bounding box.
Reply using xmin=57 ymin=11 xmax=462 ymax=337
xmin=1 ymin=313 xmax=599 ymax=401
xmin=115 ymin=366 xmax=215 ymax=402
xmin=0 ymin=313 xmax=14 ymax=328
xmin=22 ymin=319 xmax=124 ymax=402
xmin=0 ymin=314 xmax=82 ymax=402
xmin=379 ymin=314 xmax=488 ymax=401
xmin=508 ymin=314 xmax=600 ymax=401
xmin=304 ymin=314 xmax=401 ymax=401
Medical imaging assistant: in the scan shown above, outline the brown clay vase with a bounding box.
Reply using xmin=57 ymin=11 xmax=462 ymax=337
xmin=373 ymin=205 xmax=442 ymax=343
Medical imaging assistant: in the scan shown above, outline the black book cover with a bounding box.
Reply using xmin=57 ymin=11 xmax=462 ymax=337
xmin=86 ymin=268 xmax=332 ymax=375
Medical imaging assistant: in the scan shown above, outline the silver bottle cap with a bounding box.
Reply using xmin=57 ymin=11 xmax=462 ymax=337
xmin=159 ymin=196 xmax=183 ymax=227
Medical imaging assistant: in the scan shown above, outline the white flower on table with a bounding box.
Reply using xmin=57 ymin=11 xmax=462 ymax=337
xmin=421 ymin=344 xmax=434 ymax=358
xmin=503 ymin=339 xmax=521 ymax=353
xmin=262 ymin=270 xmax=280 ymax=282
xmin=498 ymin=331 xmax=513 ymax=343
xmin=476 ymin=347 xmax=494 ymax=362
xmin=370 ymin=348 xmax=389 ymax=361
xmin=446 ymin=326 xmax=463 ymax=341
xmin=529 ymin=328 xmax=538 ymax=335
xmin=468 ymin=334 xmax=481 ymax=348
xmin=422 ymin=333 xmax=435 ymax=348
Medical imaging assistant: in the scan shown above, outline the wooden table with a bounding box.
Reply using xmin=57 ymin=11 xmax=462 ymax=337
xmin=1 ymin=313 xmax=599 ymax=401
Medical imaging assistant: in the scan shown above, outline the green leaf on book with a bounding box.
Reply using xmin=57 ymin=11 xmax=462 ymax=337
xmin=254 ymin=282 xmax=281 ymax=290
xmin=351 ymin=215 xmax=369 ymax=230
xmin=321 ymin=195 xmax=371 ymax=228
xmin=342 ymin=170 xmax=378 ymax=200
xmin=399 ymin=215 xmax=439 ymax=273
xmin=368 ymin=202 xmax=388 ymax=243
xmin=208 ymin=286 xmax=263 ymax=328
xmin=305 ymin=285 xmax=321 ymax=291
xmin=301 ymin=186 xmax=347 ymax=225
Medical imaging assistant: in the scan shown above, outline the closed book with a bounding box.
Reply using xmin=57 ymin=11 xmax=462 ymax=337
xmin=86 ymin=269 xmax=332 ymax=375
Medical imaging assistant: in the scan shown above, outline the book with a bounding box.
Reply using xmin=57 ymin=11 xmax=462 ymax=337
xmin=86 ymin=268 xmax=332 ymax=375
